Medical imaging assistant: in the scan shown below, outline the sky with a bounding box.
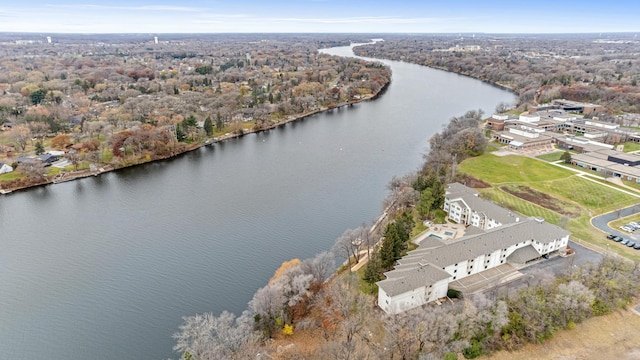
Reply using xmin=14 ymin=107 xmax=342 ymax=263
xmin=0 ymin=0 xmax=639 ymax=34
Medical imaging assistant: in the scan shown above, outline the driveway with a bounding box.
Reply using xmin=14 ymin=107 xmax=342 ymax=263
xmin=479 ymin=241 xmax=604 ymax=299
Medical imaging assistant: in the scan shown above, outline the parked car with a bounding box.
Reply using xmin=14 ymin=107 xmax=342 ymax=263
xmin=634 ymin=243 xmax=640 ymax=250
xmin=613 ymin=236 xmax=623 ymax=242
xmin=607 ymin=234 xmax=616 ymax=240
xmin=620 ymin=226 xmax=633 ymax=232
xmin=627 ymin=241 xmax=636 ymax=247
xmin=621 ymin=239 xmax=629 ymax=245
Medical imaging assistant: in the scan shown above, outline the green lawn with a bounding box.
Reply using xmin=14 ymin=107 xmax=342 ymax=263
xmin=458 ymin=153 xmax=640 ymax=262
xmin=525 ymin=177 xmax=637 ymax=213
xmin=458 ymin=154 xmax=574 ymax=184
xmin=0 ymin=171 xmax=20 ymax=181
xmin=622 ymin=179 xmax=640 ymax=191
xmin=535 ymin=151 xmax=564 ymax=162
xmin=622 ymin=141 xmax=640 ymax=153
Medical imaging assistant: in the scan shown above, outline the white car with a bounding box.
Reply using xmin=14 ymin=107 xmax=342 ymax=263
xmin=620 ymin=225 xmax=633 ymax=232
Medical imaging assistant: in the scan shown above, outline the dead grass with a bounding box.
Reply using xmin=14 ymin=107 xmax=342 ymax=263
xmin=482 ymin=307 xmax=640 ymax=360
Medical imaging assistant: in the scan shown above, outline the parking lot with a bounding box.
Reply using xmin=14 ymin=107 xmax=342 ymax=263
xmin=476 ymin=241 xmax=604 ymax=299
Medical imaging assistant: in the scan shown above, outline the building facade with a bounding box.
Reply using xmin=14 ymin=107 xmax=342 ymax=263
xmin=377 ymin=183 xmax=570 ymax=315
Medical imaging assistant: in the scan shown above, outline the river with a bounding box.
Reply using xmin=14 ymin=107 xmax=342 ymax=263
xmin=0 ymin=44 xmax=515 ymax=359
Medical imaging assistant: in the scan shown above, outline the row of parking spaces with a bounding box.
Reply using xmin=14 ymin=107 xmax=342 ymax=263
xmin=620 ymin=221 xmax=640 ymax=233
xmin=607 ymin=234 xmax=640 ymax=250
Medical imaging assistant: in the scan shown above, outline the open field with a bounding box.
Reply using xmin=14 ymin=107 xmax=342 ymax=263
xmin=535 ymin=151 xmax=563 ymax=162
xmin=481 ymin=307 xmax=640 ymax=360
xmin=458 ymin=154 xmax=573 ymax=184
xmin=458 ymin=153 xmax=640 ymax=261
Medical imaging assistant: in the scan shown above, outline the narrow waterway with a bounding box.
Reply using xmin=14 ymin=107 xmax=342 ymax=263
xmin=0 ymin=44 xmax=515 ymax=360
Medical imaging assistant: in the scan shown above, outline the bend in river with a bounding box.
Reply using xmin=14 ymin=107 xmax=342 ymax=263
xmin=0 ymin=44 xmax=515 ymax=360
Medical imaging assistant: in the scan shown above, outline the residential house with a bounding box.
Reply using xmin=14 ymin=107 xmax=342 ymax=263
xmin=0 ymin=163 xmax=13 ymax=174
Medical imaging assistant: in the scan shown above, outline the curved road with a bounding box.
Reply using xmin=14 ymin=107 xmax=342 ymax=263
xmin=591 ymin=203 xmax=640 ymax=241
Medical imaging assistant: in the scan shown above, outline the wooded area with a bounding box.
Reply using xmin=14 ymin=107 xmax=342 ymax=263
xmin=0 ymin=34 xmax=390 ymax=190
xmin=355 ymin=34 xmax=640 ymax=113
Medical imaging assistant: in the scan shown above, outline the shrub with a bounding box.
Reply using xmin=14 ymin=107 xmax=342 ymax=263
xmin=444 ymin=352 xmax=458 ymax=360
xmin=283 ymin=324 xmax=293 ymax=336
xmin=447 ymin=289 xmax=463 ymax=299
xmin=462 ymin=339 xmax=483 ymax=359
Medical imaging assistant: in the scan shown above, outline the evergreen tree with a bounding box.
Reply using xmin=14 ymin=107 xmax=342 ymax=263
xmin=384 ymin=223 xmax=404 ymax=262
xmin=561 ymin=151 xmax=572 ymax=164
xmin=363 ymin=251 xmax=383 ymax=284
xmin=175 ymin=124 xmax=186 ymax=142
xmin=34 ymin=141 xmax=45 ymax=155
xmin=203 ymin=116 xmax=213 ymax=136
xmin=379 ymin=233 xmax=396 ymax=269
xmin=30 ymin=89 xmax=47 ymax=105
xmin=183 ymin=115 xmax=197 ymax=128
xmin=216 ymin=112 xmax=223 ymax=131
xmin=417 ymin=189 xmax=434 ymax=218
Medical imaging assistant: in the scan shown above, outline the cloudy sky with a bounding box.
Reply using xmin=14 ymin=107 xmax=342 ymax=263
xmin=0 ymin=0 xmax=638 ymax=34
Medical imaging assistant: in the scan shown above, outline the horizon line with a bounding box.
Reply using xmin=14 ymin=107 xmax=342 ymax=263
xmin=1 ymin=31 xmax=639 ymax=36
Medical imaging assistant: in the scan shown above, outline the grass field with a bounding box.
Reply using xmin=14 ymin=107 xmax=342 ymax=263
xmin=622 ymin=141 xmax=640 ymax=153
xmin=535 ymin=151 xmax=564 ymax=162
xmin=458 ymin=153 xmax=640 ymax=261
xmin=458 ymin=154 xmax=573 ymax=184
xmin=0 ymin=171 xmax=20 ymax=181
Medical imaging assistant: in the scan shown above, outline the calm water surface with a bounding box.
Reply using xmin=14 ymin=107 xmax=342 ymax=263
xmin=0 ymin=44 xmax=515 ymax=359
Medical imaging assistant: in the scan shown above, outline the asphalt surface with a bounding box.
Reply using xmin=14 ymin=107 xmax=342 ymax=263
xmin=591 ymin=203 xmax=640 ymax=241
xmin=481 ymin=241 xmax=604 ymax=299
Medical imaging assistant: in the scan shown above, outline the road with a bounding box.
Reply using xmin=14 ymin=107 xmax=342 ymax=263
xmin=591 ymin=203 xmax=640 ymax=241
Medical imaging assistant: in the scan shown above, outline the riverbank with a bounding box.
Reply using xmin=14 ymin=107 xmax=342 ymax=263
xmin=0 ymin=83 xmax=389 ymax=195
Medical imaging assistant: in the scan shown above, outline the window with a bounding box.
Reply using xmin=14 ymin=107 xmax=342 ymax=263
xmin=484 ymin=265 xmax=488 ymax=269
xmin=454 ymin=269 xmax=457 ymax=273
xmin=453 ymin=276 xmax=457 ymax=280
xmin=467 ymin=271 xmax=471 ymax=275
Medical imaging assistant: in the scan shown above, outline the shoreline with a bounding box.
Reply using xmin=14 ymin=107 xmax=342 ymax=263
xmin=0 ymin=81 xmax=390 ymax=196
xmin=350 ymin=44 xmax=517 ymax=96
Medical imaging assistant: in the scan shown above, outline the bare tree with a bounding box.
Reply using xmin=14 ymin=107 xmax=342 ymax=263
xmin=331 ymin=227 xmax=366 ymax=266
xmin=18 ymin=161 xmax=46 ymax=181
xmin=173 ymin=310 xmax=257 ymax=360
xmin=300 ymin=251 xmax=335 ymax=283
